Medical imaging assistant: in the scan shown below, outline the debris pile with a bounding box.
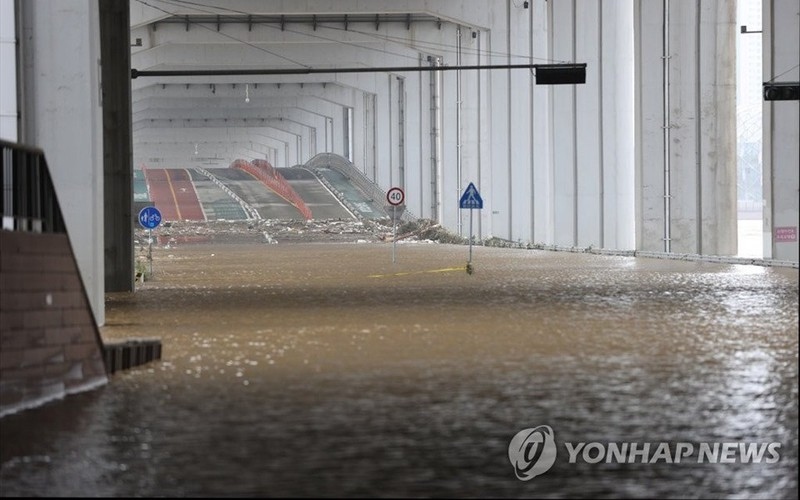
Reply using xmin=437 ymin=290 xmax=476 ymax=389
xmin=135 ymin=219 xmax=385 ymax=247
xmin=134 ymin=217 xmax=474 ymax=249
xmin=381 ymin=219 xmax=469 ymax=244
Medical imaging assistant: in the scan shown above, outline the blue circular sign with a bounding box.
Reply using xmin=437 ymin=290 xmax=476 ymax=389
xmin=138 ymin=206 xmax=162 ymax=229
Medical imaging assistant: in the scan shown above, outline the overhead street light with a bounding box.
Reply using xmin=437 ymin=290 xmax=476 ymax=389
xmin=131 ymin=63 xmax=588 ymax=85
xmin=763 ymin=82 xmax=800 ymax=101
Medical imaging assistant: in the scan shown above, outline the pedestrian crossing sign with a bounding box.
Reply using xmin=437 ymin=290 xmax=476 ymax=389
xmin=459 ymin=182 xmax=483 ymax=209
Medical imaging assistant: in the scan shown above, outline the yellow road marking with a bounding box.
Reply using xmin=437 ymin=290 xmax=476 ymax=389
xmin=368 ymin=266 xmax=466 ymax=278
xmin=165 ymin=170 xmax=183 ymax=220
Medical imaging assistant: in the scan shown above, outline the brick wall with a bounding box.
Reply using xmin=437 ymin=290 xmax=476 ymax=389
xmin=0 ymin=231 xmax=108 ymax=418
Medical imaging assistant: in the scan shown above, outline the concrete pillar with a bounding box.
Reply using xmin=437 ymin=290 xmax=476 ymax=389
xmin=100 ymin=0 xmax=133 ymax=293
xmin=603 ymin=1 xmax=637 ymax=251
xmin=488 ymin=13 xmax=511 ymax=240
xmin=459 ymin=26 xmax=485 ymax=239
xmin=635 ymin=0 xmax=666 ymax=252
xmin=763 ymin=0 xmax=799 ymax=262
xmin=0 ymin=0 xmax=16 ymax=142
xmin=698 ymin=0 xmax=738 ymax=256
xmin=509 ymin=10 xmax=533 ymax=243
xmin=413 ymin=53 xmax=438 ymax=220
xmin=575 ymin=0 xmax=603 ymax=248
xmin=635 ymin=0 xmax=737 ymax=255
xmin=531 ymin=0 xmax=553 ymax=245
xmin=551 ymin=0 xmax=578 ymax=247
xmin=18 ymin=0 xmax=105 ymax=325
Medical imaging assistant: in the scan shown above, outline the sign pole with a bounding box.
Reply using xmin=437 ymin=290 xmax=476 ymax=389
xmin=386 ymin=187 xmax=405 ymax=264
xmin=469 ymin=208 xmax=473 ymax=264
xmin=392 ymin=206 xmax=397 ymax=264
xmin=459 ymin=182 xmax=482 ymax=275
xmin=138 ymin=206 xmax=162 ymax=281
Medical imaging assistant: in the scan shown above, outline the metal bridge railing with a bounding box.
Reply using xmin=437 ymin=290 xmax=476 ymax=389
xmin=230 ymin=158 xmax=313 ymax=220
xmin=305 ymin=152 xmax=416 ymax=222
xmin=1 ymin=140 xmax=66 ymax=234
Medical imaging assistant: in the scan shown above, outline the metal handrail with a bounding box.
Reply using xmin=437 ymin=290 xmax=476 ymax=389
xmin=1 ymin=139 xmax=66 ymax=233
xmin=305 ymin=152 xmax=416 ymax=222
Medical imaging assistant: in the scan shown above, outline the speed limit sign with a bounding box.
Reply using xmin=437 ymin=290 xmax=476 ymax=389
xmin=386 ymin=187 xmax=405 ymax=206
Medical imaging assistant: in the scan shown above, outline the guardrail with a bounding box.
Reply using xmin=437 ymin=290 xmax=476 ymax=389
xmin=1 ymin=140 xmax=66 ymax=233
xmin=305 ymin=152 xmax=416 ymax=222
xmin=230 ymin=159 xmax=312 ymax=220
xmin=194 ymin=166 xmax=261 ymax=220
xmin=310 ymin=169 xmax=363 ymax=220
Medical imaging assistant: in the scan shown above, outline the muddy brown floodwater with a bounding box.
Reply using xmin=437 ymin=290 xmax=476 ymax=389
xmin=1 ymin=239 xmax=798 ymax=498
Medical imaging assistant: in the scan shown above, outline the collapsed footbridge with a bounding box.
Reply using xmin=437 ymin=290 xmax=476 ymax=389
xmin=137 ymin=154 xmax=402 ymax=223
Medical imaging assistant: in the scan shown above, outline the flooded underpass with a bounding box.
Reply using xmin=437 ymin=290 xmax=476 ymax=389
xmin=1 ymin=239 xmax=797 ymax=498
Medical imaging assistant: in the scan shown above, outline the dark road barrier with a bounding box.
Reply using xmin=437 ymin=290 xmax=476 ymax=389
xmin=103 ymin=339 xmax=163 ymax=375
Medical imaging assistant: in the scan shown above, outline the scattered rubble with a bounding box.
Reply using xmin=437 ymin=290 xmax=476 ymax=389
xmin=382 ymin=219 xmax=469 ymax=245
xmin=131 ymin=217 xmax=493 ymax=282
xmin=133 ymin=217 xmax=471 ymax=250
xmin=481 ymin=237 xmax=529 ymax=249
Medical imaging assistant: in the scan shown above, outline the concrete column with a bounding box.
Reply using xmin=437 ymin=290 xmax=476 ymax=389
xmin=531 ymin=0 xmax=553 ymax=245
xmin=0 ymin=0 xmax=16 ymax=142
xmin=551 ymin=0 xmax=578 ymax=247
xmin=100 ymin=0 xmax=133 ymax=293
xmin=509 ymin=6 xmax=533 ymax=243
xmin=18 ymin=0 xmax=105 ymax=325
xmin=603 ymin=1 xmax=636 ymax=250
xmin=529 ymin=2 xmax=553 ymax=243
xmin=575 ymin=0 xmax=603 ymax=248
xmin=476 ymin=31 xmax=491 ymax=241
xmin=402 ymin=68 xmax=423 ymax=217
xmin=362 ymin=92 xmax=377 ymax=182
xmin=414 ymin=53 xmax=437 ymax=220
xmin=763 ymin=0 xmax=799 ymax=262
xmin=440 ymin=37 xmax=458 ymax=230
xmin=459 ymin=27 xmax=484 ymax=239
xmin=698 ymin=0 xmax=737 ymax=256
xmin=635 ymin=0 xmax=737 ymax=255
xmin=375 ymin=75 xmax=392 ymax=189
xmin=488 ymin=11 xmax=510 ymax=240
xmin=635 ymin=0 xmax=666 ymax=252
xmin=386 ymin=73 xmax=398 ymax=188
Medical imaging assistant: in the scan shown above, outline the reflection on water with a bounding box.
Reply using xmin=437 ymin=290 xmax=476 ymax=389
xmin=1 ymin=243 xmax=797 ymax=498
